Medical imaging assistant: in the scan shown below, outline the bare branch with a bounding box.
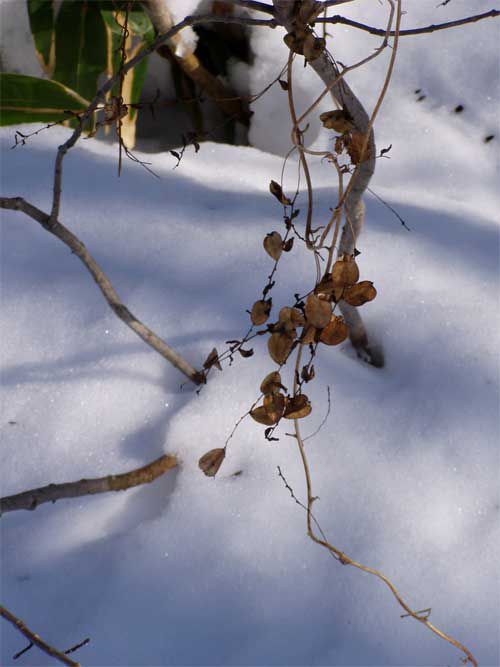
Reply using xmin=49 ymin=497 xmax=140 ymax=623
xmin=229 ymin=0 xmax=275 ymax=15
xmin=314 ymin=9 xmax=500 ymax=36
xmin=0 ymin=454 xmax=178 ymax=515
xmin=0 ymin=606 xmax=80 ymax=666
xmin=0 ymin=197 xmax=204 ymax=384
xmin=48 ymin=11 xmax=277 ymax=223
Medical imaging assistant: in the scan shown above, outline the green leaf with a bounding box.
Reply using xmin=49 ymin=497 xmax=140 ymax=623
xmin=54 ymin=0 xmax=107 ymax=101
xmin=27 ymin=0 xmax=55 ymax=75
xmin=0 ymin=73 xmax=90 ymax=126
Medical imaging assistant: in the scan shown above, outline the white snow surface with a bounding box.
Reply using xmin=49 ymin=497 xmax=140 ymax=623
xmin=1 ymin=3 xmax=500 ymax=666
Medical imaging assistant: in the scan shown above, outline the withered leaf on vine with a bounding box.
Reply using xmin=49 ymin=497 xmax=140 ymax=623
xmin=284 ymin=394 xmax=312 ymax=420
xmin=251 ymin=299 xmax=272 ymax=325
xmin=283 ymin=237 xmax=294 ymax=252
xmin=305 ymin=294 xmax=332 ymax=329
xmin=320 ymin=316 xmax=349 ymax=346
xmin=319 ymin=109 xmax=354 ymax=133
xmin=198 ymin=448 xmax=225 ymax=477
xmin=239 ymin=347 xmax=254 ymax=358
xmin=203 ymin=347 xmax=222 ymax=371
xmin=301 ymin=364 xmax=315 ymax=382
xmin=344 ymin=281 xmax=377 ymax=306
xmin=264 ymin=393 xmax=286 ymax=422
xmin=331 ymin=257 xmax=359 ymax=288
xmin=264 ymin=232 xmax=283 ymax=261
xmin=250 ymin=405 xmax=278 ymax=426
xmin=268 ymin=332 xmax=294 ymax=365
xmin=278 ymin=79 xmax=289 ymax=91
xmin=260 ymin=371 xmax=283 ymax=395
xmin=269 ymin=180 xmax=292 ymax=206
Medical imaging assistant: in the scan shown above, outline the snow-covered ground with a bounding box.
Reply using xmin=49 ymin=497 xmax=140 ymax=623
xmin=1 ymin=2 xmax=499 ymax=666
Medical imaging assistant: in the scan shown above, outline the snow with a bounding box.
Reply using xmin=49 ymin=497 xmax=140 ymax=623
xmin=1 ymin=2 xmax=499 ymax=666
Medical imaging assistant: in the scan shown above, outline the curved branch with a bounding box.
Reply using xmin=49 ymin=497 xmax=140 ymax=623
xmin=0 ymin=197 xmax=204 ymax=384
xmin=0 ymin=454 xmax=178 ymax=515
xmin=0 ymin=606 xmax=79 ymax=666
xmin=315 ymin=10 xmax=500 ymax=36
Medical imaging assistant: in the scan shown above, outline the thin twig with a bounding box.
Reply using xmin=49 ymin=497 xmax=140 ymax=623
xmin=314 ymin=10 xmax=500 ymax=36
xmin=0 ymin=197 xmax=204 ymax=384
xmin=48 ymin=12 xmax=276 ymax=223
xmin=0 ymin=606 xmax=79 ymax=666
xmin=0 ymin=454 xmax=177 ymax=515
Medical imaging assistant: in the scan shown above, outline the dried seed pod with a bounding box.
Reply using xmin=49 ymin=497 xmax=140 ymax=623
xmin=263 ymin=232 xmax=283 ymax=261
xmin=251 ymin=299 xmax=272 ymax=325
xmin=320 ymin=316 xmax=349 ymax=346
xmin=319 ymin=110 xmax=355 ymax=134
xmin=269 ymin=180 xmax=291 ymax=206
xmin=260 ymin=371 xmax=283 ymax=395
xmin=198 ymin=448 xmax=225 ymax=477
xmin=344 ymin=281 xmax=377 ymax=306
xmin=203 ymin=347 xmax=222 ymax=371
xmin=305 ymin=294 xmax=332 ymax=329
xmin=279 ymin=307 xmax=305 ymax=332
xmin=283 ymin=394 xmax=312 ymax=420
xmin=268 ymin=332 xmax=294 ymax=365
xmin=303 ymin=33 xmax=325 ymax=61
xmin=263 ymin=393 xmax=286 ymax=422
xmin=250 ymin=405 xmax=278 ymax=426
xmin=331 ymin=256 xmax=359 ymax=288
xmin=346 ymin=131 xmax=371 ymax=165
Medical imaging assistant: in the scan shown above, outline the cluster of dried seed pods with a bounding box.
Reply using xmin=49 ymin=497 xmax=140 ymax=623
xmin=250 ymin=371 xmax=312 ymax=426
xmin=250 ymin=256 xmax=376 ymax=366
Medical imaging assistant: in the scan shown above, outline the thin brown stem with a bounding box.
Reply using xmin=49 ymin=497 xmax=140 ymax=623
xmin=0 ymin=454 xmax=177 ymax=515
xmin=0 ymin=606 xmax=79 ymax=666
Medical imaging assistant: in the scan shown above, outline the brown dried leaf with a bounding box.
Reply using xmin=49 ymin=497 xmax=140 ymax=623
xmin=283 ymin=237 xmax=294 ymax=252
xmin=260 ymin=371 xmax=283 ymax=395
xmin=198 ymin=448 xmax=225 ymax=477
xmin=278 ymin=79 xmax=289 ymax=91
xmin=268 ymin=332 xmax=294 ymax=365
xmin=263 ymin=393 xmax=285 ymax=422
xmin=320 ymin=316 xmax=349 ymax=346
xmin=331 ymin=257 xmax=359 ymax=288
xmin=269 ymin=180 xmax=292 ymax=206
xmin=344 ymin=281 xmax=377 ymax=306
xmin=263 ymin=231 xmax=283 ymax=261
xmin=284 ymin=394 xmax=312 ymax=420
xmin=279 ymin=307 xmax=305 ymax=332
xmin=203 ymin=347 xmax=222 ymax=371
xmin=250 ymin=405 xmax=277 ymax=426
xmin=319 ymin=110 xmax=354 ymax=134
xmin=301 ymin=364 xmax=315 ymax=382
xmin=305 ymin=294 xmax=332 ymax=329
xmin=251 ymin=299 xmax=272 ymax=325
xmin=346 ymin=131 xmax=371 ymax=165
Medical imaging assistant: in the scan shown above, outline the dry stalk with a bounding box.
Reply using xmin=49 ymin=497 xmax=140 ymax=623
xmin=0 ymin=454 xmax=177 ymax=514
